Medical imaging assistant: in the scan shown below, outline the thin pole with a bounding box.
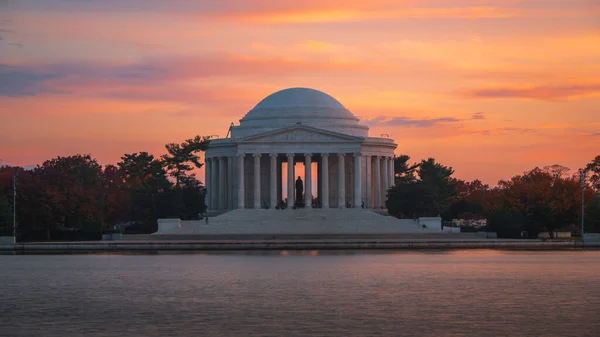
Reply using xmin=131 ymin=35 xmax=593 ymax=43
xmin=13 ymin=172 xmax=17 ymax=244
xmin=580 ymin=169 xmax=585 ymax=242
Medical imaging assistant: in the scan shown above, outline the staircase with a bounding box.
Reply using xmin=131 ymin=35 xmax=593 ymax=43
xmin=154 ymin=208 xmax=443 ymax=235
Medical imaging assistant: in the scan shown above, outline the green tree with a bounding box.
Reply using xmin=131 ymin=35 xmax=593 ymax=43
xmin=162 ymin=135 xmax=210 ymax=188
xmin=0 ymin=194 xmax=13 ymax=236
xmin=393 ymin=154 xmax=419 ymax=184
xmin=387 ymin=158 xmax=456 ymax=218
xmin=178 ymin=173 xmax=207 ymax=219
xmin=118 ymin=152 xmax=171 ymax=223
xmin=418 ymin=158 xmax=455 ymax=218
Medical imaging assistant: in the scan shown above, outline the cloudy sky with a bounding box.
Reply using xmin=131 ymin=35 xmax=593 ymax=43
xmin=0 ymin=0 xmax=599 ymax=184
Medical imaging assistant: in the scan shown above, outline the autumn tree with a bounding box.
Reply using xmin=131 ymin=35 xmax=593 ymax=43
xmin=494 ymin=167 xmax=585 ymax=238
xmin=35 ymin=154 xmax=106 ymax=238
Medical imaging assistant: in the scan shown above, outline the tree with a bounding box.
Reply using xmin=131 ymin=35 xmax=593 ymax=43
xmin=387 ymin=181 xmax=437 ymax=218
xmin=418 ymin=158 xmax=455 ymax=218
xmin=35 ymin=154 xmax=106 ymax=239
xmin=0 ymin=194 xmax=12 ymax=236
xmin=585 ymin=155 xmax=600 ymax=193
xmin=178 ymin=173 xmax=207 ymax=219
xmin=387 ymin=157 xmax=456 ymax=219
xmin=103 ymin=164 xmax=132 ymax=226
xmin=496 ymin=167 xmax=584 ymax=238
xmin=162 ymin=136 xmax=210 ymax=188
xmin=118 ymin=152 xmax=171 ymax=223
xmin=393 ymin=154 xmax=419 ymax=184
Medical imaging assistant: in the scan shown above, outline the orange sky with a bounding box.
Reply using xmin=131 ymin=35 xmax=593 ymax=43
xmin=0 ymin=0 xmax=599 ymax=185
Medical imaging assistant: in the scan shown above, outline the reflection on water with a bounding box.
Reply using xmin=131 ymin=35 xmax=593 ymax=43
xmin=1 ymin=250 xmax=599 ymax=337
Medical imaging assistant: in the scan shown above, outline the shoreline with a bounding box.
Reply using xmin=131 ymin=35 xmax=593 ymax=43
xmin=1 ymin=239 xmax=599 ymax=253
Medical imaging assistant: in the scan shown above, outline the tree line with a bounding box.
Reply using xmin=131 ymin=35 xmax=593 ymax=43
xmin=0 ymin=136 xmax=210 ymax=241
xmin=387 ymin=155 xmax=600 ymax=238
xmin=1 ymin=136 xmax=598 ymax=240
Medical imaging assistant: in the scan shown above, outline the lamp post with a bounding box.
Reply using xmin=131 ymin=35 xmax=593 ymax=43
xmin=580 ymin=169 xmax=585 ymax=242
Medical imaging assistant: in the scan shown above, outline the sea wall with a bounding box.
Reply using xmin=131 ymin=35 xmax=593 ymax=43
xmin=2 ymin=239 xmax=598 ymax=252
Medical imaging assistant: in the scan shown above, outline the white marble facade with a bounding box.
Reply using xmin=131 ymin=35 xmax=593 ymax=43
xmin=205 ymin=88 xmax=397 ymax=210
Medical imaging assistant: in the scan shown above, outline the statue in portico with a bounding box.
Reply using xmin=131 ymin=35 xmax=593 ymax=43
xmin=295 ymin=176 xmax=304 ymax=205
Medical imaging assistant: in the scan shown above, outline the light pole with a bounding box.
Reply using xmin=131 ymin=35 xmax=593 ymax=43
xmin=13 ymin=172 xmax=17 ymax=244
xmin=580 ymin=169 xmax=585 ymax=242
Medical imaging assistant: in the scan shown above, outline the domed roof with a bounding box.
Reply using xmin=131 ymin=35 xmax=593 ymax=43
xmin=253 ymin=87 xmax=345 ymax=110
xmin=233 ymin=87 xmax=368 ymax=138
xmin=242 ymin=87 xmax=357 ymax=122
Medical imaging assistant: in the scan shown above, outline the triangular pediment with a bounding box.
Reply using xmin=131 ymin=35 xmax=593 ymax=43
xmin=240 ymin=125 xmax=362 ymax=143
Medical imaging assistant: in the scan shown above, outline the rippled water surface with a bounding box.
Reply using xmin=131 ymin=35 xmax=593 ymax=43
xmin=1 ymin=250 xmax=599 ymax=337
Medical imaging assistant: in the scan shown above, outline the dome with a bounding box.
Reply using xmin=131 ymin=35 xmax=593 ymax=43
xmin=234 ymin=87 xmax=368 ymax=138
xmin=253 ymin=87 xmax=345 ymax=110
xmin=242 ymin=87 xmax=356 ymax=122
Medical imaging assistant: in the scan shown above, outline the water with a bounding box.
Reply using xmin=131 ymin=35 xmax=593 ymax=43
xmin=1 ymin=250 xmax=599 ymax=337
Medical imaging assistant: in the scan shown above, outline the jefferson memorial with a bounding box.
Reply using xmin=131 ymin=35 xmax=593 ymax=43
xmin=204 ymin=87 xmax=396 ymax=211
xmin=155 ymin=88 xmax=443 ymax=234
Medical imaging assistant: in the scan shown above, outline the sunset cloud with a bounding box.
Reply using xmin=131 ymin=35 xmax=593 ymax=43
xmin=461 ymin=83 xmax=600 ymax=101
xmin=1 ymin=0 xmax=599 ymax=185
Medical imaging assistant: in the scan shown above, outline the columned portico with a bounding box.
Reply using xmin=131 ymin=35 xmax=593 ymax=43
xmin=205 ymin=87 xmax=397 ymax=213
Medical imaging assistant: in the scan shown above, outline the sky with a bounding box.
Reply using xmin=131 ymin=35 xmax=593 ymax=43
xmin=0 ymin=0 xmax=599 ymax=185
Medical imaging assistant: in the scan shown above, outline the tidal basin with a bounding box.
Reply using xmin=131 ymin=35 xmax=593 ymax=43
xmin=1 ymin=250 xmax=599 ymax=337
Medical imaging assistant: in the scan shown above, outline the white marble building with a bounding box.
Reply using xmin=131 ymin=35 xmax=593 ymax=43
xmin=205 ymin=87 xmax=397 ymax=211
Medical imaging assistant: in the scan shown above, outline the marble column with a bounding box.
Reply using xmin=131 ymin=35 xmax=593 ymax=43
xmin=321 ymin=154 xmax=329 ymax=208
xmin=237 ymin=154 xmax=245 ymax=209
xmin=287 ymin=153 xmax=294 ymax=208
xmin=338 ymin=153 xmax=345 ymax=208
xmin=211 ymin=157 xmax=218 ymax=211
xmin=270 ymin=153 xmax=277 ymax=209
xmin=304 ymin=153 xmax=312 ymax=208
xmin=365 ymin=155 xmax=371 ymax=209
xmin=353 ymin=153 xmax=361 ymax=208
xmin=374 ymin=156 xmax=381 ymax=209
xmin=227 ymin=156 xmax=233 ymax=209
xmin=218 ymin=157 xmax=226 ymax=210
xmin=205 ymin=158 xmax=212 ymax=210
xmin=253 ymin=153 xmax=261 ymax=209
